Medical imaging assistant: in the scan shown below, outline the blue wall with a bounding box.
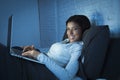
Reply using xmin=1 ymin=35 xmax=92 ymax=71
xmin=56 ymin=0 xmax=120 ymax=39
xmin=0 ymin=0 xmax=40 ymax=48
xmin=38 ymin=0 xmax=57 ymax=48
xmin=0 ymin=0 xmax=120 ymax=49
xmin=38 ymin=0 xmax=120 ymax=48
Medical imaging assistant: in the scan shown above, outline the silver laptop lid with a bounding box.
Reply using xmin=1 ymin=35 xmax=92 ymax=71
xmin=7 ymin=15 xmax=13 ymax=52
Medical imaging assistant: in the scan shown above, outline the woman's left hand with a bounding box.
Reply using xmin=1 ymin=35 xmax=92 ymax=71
xmin=22 ymin=50 xmax=40 ymax=59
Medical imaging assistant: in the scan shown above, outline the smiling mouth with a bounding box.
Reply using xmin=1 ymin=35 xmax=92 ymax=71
xmin=69 ymin=36 xmax=75 ymax=40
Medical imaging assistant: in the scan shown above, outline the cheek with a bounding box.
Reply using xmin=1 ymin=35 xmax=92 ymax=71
xmin=75 ymin=31 xmax=82 ymax=38
xmin=74 ymin=31 xmax=80 ymax=35
xmin=66 ymin=31 xmax=70 ymax=36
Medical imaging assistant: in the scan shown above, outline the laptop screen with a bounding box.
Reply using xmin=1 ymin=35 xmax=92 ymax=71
xmin=7 ymin=15 xmax=13 ymax=52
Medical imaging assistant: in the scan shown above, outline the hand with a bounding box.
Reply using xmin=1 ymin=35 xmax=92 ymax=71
xmin=22 ymin=45 xmax=35 ymax=52
xmin=22 ymin=50 xmax=40 ymax=59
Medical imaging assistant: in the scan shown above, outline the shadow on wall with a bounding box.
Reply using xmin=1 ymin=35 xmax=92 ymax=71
xmin=90 ymin=11 xmax=120 ymax=38
xmin=90 ymin=11 xmax=104 ymax=27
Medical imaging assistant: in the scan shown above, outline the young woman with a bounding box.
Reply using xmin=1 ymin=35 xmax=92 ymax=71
xmin=22 ymin=15 xmax=91 ymax=80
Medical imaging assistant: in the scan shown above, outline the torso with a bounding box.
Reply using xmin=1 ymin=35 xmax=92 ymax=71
xmin=47 ymin=41 xmax=83 ymax=67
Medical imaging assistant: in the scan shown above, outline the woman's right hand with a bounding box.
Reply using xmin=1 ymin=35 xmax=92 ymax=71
xmin=22 ymin=49 xmax=40 ymax=59
xmin=22 ymin=45 xmax=35 ymax=52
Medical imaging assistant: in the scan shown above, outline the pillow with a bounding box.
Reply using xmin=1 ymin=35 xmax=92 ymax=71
xmin=80 ymin=25 xmax=110 ymax=79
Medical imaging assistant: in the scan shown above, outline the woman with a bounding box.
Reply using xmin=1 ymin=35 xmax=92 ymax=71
xmin=22 ymin=15 xmax=91 ymax=80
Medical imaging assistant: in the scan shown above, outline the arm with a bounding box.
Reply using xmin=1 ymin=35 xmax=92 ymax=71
xmin=37 ymin=46 xmax=82 ymax=80
xmin=22 ymin=43 xmax=82 ymax=80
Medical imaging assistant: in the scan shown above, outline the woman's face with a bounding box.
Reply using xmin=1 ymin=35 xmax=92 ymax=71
xmin=66 ymin=21 xmax=82 ymax=43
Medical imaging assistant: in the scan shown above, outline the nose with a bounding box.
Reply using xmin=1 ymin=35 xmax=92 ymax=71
xmin=69 ymin=29 xmax=73 ymax=35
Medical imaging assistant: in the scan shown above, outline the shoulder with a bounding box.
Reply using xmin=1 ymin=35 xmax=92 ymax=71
xmin=70 ymin=41 xmax=83 ymax=60
xmin=70 ymin=41 xmax=84 ymax=49
xmin=69 ymin=41 xmax=84 ymax=57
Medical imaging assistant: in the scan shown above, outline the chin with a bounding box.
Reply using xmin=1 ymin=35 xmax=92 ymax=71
xmin=70 ymin=40 xmax=75 ymax=43
xmin=70 ymin=39 xmax=80 ymax=42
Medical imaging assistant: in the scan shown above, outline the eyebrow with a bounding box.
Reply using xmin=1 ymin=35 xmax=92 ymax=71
xmin=67 ymin=26 xmax=80 ymax=29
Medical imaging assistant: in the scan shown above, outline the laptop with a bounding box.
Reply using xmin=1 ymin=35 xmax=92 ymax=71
xmin=7 ymin=15 xmax=41 ymax=63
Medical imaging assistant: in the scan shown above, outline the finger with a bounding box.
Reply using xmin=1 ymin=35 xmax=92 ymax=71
xmin=31 ymin=45 xmax=35 ymax=50
xmin=23 ymin=47 xmax=28 ymax=52
xmin=23 ymin=45 xmax=31 ymax=52
xmin=22 ymin=52 xmax=28 ymax=56
xmin=22 ymin=51 xmax=31 ymax=56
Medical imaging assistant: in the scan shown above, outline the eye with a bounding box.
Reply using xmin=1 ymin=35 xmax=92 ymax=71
xmin=73 ymin=27 xmax=80 ymax=30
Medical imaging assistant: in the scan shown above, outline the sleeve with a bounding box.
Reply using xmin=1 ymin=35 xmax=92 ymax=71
xmin=37 ymin=45 xmax=82 ymax=80
xmin=65 ymin=44 xmax=82 ymax=79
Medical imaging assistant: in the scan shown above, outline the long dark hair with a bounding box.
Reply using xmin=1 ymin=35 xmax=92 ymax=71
xmin=63 ymin=15 xmax=91 ymax=40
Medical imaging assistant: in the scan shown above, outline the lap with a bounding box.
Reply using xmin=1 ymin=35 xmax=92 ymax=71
xmin=0 ymin=43 xmax=57 ymax=80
